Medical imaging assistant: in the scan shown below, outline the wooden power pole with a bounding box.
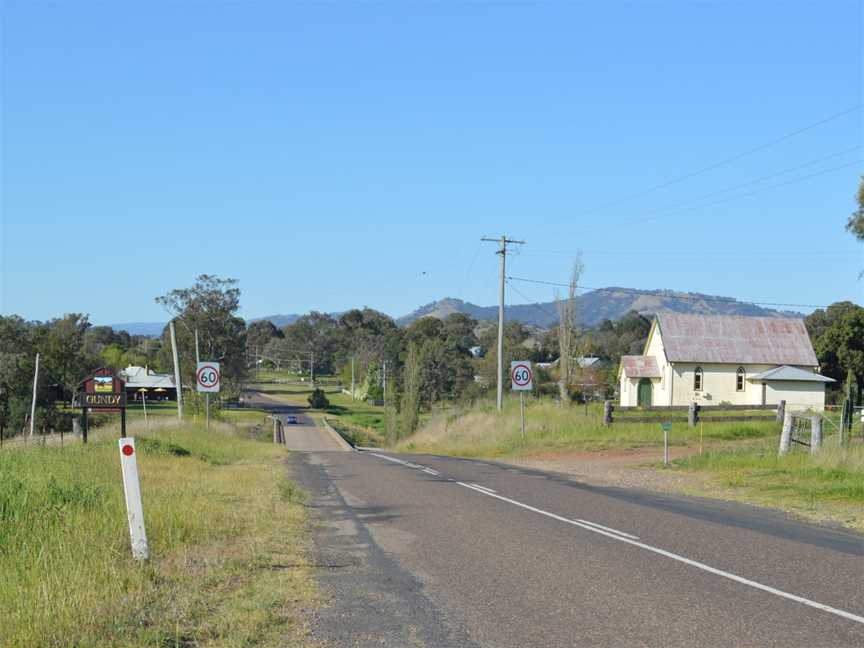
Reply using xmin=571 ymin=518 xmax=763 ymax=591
xmin=170 ymin=320 xmax=184 ymax=420
xmin=481 ymin=235 xmax=525 ymax=411
xmin=29 ymin=352 xmax=40 ymax=437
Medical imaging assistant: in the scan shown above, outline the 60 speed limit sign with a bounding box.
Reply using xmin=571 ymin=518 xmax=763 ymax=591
xmin=510 ymin=361 xmax=533 ymax=391
xmin=196 ymin=362 xmax=221 ymax=393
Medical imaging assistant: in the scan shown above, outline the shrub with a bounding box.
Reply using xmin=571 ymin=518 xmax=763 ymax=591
xmin=307 ymin=388 xmax=329 ymax=409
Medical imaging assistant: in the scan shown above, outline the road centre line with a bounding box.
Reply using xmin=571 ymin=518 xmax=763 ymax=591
xmin=454 ymin=483 xmax=864 ymax=626
xmin=574 ymin=518 xmax=640 ymax=540
xmin=469 ymin=483 xmax=497 ymax=494
xmin=366 ymin=452 xmax=864 ymax=625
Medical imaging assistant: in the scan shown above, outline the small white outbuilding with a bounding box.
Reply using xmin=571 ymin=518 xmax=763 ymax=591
xmin=618 ymin=313 xmax=834 ymax=411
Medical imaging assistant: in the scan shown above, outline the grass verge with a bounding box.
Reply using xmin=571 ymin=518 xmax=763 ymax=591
xmin=671 ymin=442 xmax=864 ymax=529
xmin=396 ymin=397 xmax=778 ymax=457
xmin=0 ymin=419 xmax=315 ymax=647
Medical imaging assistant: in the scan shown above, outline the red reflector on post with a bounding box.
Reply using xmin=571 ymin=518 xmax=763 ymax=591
xmin=122 ymin=445 xmax=134 ymax=456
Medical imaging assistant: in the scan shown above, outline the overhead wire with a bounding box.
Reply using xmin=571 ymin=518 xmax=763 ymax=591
xmin=610 ymin=145 xmax=861 ymax=224
xmin=505 ymin=279 xmax=561 ymax=322
xmin=575 ymin=104 xmax=862 ymax=217
xmin=460 ymin=241 xmax=485 ymax=302
xmin=603 ymin=158 xmax=862 ymax=230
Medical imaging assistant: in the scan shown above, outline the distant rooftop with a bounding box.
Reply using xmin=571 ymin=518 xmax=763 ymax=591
xmin=620 ymin=355 xmax=661 ymax=378
xmin=655 ymin=313 xmax=817 ymax=366
xmin=748 ymin=366 xmax=835 ymax=383
xmin=119 ymin=365 xmax=175 ymax=389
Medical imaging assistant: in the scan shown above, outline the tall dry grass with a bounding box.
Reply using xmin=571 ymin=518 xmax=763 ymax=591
xmin=397 ymin=397 xmax=778 ymax=457
xmin=0 ymin=419 xmax=314 ymax=647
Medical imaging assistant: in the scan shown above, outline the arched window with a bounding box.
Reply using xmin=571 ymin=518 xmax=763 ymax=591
xmin=736 ymin=366 xmax=745 ymax=392
xmin=694 ymin=366 xmax=703 ymax=392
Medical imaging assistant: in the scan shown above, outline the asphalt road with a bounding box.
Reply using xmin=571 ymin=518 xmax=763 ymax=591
xmin=243 ymin=391 xmax=349 ymax=451
xmin=290 ymin=449 xmax=864 ymax=648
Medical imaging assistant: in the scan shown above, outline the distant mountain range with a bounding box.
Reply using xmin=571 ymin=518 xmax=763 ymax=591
xmin=109 ymin=287 xmax=797 ymax=335
xmin=253 ymin=314 xmax=303 ymax=328
xmin=395 ymin=288 xmax=795 ymax=328
xmin=108 ymin=322 xmax=167 ymax=337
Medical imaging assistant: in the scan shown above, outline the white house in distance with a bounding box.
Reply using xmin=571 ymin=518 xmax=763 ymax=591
xmin=119 ymin=365 xmax=177 ymax=401
xmin=618 ymin=313 xmax=834 ymax=411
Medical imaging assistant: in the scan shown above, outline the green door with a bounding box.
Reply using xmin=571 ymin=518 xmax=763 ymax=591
xmin=637 ymin=378 xmax=653 ymax=408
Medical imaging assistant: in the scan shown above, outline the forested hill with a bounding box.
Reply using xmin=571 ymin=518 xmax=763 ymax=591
xmin=111 ymin=287 xmax=795 ymax=335
xmin=396 ymin=289 xmax=795 ymax=329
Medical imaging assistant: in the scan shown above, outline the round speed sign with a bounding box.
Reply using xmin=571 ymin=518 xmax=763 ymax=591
xmin=196 ymin=362 xmax=221 ymax=393
xmin=510 ymin=361 xmax=533 ymax=391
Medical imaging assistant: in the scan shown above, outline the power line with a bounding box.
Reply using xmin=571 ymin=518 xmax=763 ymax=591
xmin=615 ymin=145 xmax=861 ymax=222
xmin=607 ymin=158 xmax=862 ymax=230
xmin=519 ymin=249 xmax=861 ymax=259
xmin=506 ymin=276 xmax=828 ymax=310
xmin=577 ymin=104 xmax=862 ymax=217
xmin=505 ymin=279 xmax=560 ymax=322
xmin=460 ymin=241 xmax=485 ymax=302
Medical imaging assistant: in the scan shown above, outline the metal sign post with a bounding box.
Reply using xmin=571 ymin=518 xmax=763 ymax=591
xmin=520 ymin=392 xmax=526 ymax=441
xmin=511 ymin=361 xmax=533 ymax=442
xmin=118 ymin=438 xmax=149 ymax=560
xmin=196 ymin=362 xmax=221 ymax=430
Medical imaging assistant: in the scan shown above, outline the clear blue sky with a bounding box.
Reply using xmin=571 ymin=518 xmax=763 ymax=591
xmin=1 ymin=1 xmax=862 ymax=324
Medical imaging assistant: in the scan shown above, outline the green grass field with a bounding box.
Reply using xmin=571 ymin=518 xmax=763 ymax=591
xmin=396 ymin=396 xmax=779 ymax=457
xmin=672 ymin=442 xmax=864 ymax=528
xmin=0 ymin=419 xmax=315 ymax=647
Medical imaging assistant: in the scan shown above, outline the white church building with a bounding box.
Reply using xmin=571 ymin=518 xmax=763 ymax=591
xmin=618 ymin=313 xmax=834 ymax=411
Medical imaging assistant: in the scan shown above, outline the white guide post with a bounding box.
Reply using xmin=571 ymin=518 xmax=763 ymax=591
xmin=118 ymin=438 xmax=150 ymax=560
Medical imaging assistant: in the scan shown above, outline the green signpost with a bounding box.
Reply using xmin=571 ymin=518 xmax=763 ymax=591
xmin=661 ymin=422 xmax=671 ymax=465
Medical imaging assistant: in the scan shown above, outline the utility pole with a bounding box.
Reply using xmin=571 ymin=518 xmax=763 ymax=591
xmin=169 ymin=320 xmax=184 ymax=420
xmin=351 ymin=356 xmax=356 ymax=401
xmin=382 ymin=359 xmax=387 ymax=408
xmin=29 ymin=352 xmax=40 ymax=437
xmin=310 ymin=352 xmax=315 ymax=387
xmin=194 ymin=328 xmax=201 ymax=421
xmin=481 ymin=235 xmax=525 ymax=410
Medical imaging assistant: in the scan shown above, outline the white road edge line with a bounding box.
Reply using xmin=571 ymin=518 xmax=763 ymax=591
xmin=455 ymin=482 xmax=864 ymax=626
xmin=371 ymin=452 xmax=436 ymax=475
xmin=469 ymin=483 xmax=497 ymax=494
xmin=576 ymin=518 xmax=639 ymax=540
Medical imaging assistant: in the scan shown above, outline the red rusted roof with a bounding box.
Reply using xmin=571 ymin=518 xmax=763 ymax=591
xmin=621 ymin=355 xmax=661 ymax=378
xmin=655 ymin=313 xmax=818 ymax=366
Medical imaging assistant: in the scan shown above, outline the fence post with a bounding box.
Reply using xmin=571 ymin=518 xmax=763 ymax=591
xmin=73 ymin=417 xmax=80 ymax=436
xmin=810 ymin=416 xmax=822 ymax=453
xmin=603 ymin=400 xmax=613 ymax=426
xmin=775 ymin=400 xmax=786 ymax=424
xmin=778 ymin=412 xmax=793 ymax=455
xmin=273 ymin=416 xmax=278 ymax=443
xmin=688 ymin=402 xmax=696 ymax=428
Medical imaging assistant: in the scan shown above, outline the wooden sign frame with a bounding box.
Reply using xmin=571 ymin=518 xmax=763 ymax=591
xmin=77 ymin=367 xmax=127 ymax=442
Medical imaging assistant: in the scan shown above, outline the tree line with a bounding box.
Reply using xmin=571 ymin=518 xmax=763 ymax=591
xmin=0 ymin=275 xmax=245 ymax=437
xmin=2 ymin=270 xmax=860 ymax=440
